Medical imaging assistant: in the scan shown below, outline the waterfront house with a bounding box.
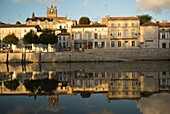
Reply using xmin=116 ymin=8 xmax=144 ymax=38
xmin=102 ymin=16 xmax=140 ymax=48
xmin=71 ymin=24 xmax=108 ymax=51
xmin=139 ymin=22 xmax=159 ymax=48
xmin=158 ymin=22 xmax=170 ymax=48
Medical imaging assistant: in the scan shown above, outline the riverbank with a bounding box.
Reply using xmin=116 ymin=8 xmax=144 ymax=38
xmin=0 ymin=48 xmax=170 ymax=63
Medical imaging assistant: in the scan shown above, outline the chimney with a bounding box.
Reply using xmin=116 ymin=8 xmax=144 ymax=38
xmin=154 ymin=19 xmax=157 ymax=24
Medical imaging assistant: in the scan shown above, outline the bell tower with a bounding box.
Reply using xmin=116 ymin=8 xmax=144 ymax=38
xmin=47 ymin=5 xmax=57 ymax=17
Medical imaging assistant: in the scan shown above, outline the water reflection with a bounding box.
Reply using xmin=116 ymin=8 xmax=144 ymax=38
xmin=0 ymin=61 xmax=170 ymax=114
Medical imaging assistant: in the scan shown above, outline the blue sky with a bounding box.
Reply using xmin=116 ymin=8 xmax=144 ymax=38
xmin=0 ymin=0 xmax=170 ymax=24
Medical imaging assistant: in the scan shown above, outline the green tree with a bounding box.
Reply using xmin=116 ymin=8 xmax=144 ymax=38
xmin=39 ymin=29 xmax=57 ymax=52
xmin=79 ymin=16 xmax=91 ymax=25
xmin=23 ymin=30 xmax=39 ymax=44
xmin=138 ymin=14 xmax=152 ymax=25
xmin=3 ymin=33 xmax=19 ymax=49
xmin=16 ymin=21 xmax=21 ymax=24
xmin=23 ymin=30 xmax=39 ymax=52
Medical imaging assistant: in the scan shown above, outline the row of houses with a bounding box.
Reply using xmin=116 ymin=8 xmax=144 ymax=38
xmin=0 ymin=5 xmax=170 ymax=52
xmin=0 ymin=70 xmax=170 ymax=100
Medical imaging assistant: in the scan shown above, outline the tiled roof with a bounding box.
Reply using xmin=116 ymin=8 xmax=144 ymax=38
xmin=72 ymin=24 xmax=107 ymax=28
xmin=0 ymin=24 xmax=39 ymax=28
xmin=26 ymin=16 xmax=67 ymax=22
xmin=159 ymin=22 xmax=170 ymax=27
xmin=57 ymin=32 xmax=70 ymax=35
xmin=108 ymin=16 xmax=139 ymax=20
xmin=141 ymin=22 xmax=159 ymax=26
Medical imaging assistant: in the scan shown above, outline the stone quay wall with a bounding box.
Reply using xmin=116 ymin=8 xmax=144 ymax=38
xmin=0 ymin=48 xmax=170 ymax=63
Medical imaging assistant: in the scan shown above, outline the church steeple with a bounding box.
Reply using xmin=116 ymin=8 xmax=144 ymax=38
xmin=32 ymin=12 xmax=35 ymax=18
xmin=47 ymin=5 xmax=57 ymax=17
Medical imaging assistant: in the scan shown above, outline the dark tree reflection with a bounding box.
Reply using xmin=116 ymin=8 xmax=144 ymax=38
xmin=4 ymin=79 xmax=20 ymax=91
xmin=24 ymin=78 xmax=58 ymax=95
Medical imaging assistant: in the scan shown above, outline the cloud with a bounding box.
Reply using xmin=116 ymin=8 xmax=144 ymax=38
xmin=136 ymin=0 xmax=170 ymax=14
xmin=137 ymin=94 xmax=170 ymax=114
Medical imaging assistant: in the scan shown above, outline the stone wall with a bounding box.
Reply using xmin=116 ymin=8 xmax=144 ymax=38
xmin=0 ymin=48 xmax=170 ymax=63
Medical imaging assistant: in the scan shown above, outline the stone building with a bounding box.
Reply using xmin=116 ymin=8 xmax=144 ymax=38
xmin=71 ymin=24 xmax=108 ymax=50
xmin=158 ymin=22 xmax=170 ymax=48
xmin=139 ymin=22 xmax=159 ymax=48
xmin=57 ymin=29 xmax=71 ymax=51
xmin=26 ymin=5 xmax=76 ymax=33
xmin=0 ymin=24 xmax=41 ymax=52
xmin=102 ymin=16 xmax=140 ymax=48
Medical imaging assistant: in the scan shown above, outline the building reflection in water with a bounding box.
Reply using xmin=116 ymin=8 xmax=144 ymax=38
xmin=0 ymin=62 xmax=170 ymax=113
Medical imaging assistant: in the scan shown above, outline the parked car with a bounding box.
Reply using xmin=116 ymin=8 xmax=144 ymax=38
xmin=0 ymin=48 xmax=13 ymax=53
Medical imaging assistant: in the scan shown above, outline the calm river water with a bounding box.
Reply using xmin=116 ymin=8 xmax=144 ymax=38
xmin=0 ymin=61 xmax=170 ymax=114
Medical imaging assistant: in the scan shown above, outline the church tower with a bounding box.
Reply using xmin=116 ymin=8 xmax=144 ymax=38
xmin=47 ymin=5 xmax=57 ymax=18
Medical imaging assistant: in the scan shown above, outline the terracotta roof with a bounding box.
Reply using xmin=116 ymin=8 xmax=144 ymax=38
xmin=57 ymin=32 xmax=70 ymax=36
xmin=72 ymin=24 xmax=107 ymax=28
xmin=159 ymin=22 xmax=170 ymax=27
xmin=108 ymin=16 xmax=139 ymax=20
xmin=0 ymin=24 xmax=39 ymax=28
xmin=141 ymin=22 xmax=159 ymax=26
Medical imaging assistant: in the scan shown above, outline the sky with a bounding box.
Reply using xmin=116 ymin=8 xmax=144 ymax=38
xmin=0 ymin=0 xmax=170 ymax=24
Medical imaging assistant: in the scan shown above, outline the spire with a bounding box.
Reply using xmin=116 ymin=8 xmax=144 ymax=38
xmin=32 ymin=12 xmax=35 ymax=18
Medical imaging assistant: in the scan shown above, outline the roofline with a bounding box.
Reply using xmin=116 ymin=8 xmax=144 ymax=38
xmin=72 ymin=24 xmax=107 ymax=28
xmin=0 ymin=24 xmax=39 ymax=28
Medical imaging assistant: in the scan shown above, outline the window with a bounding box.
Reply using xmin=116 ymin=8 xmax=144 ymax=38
xmin=169 ymin=43 xmax=170 ymax=48
xmin=125 ymin=23 xmax=128 ymax=27
xmin=162 ymin=43 xmax=166 ymax=48
xmin=95 ymin=42 xmax=98 ymax=48
xmin=95 ymin=33 xmax=98 ymax=39
xmin=162 ymin=33 xmax=165 ymax=39
xmin=111 ymin=41 xmax=115 ymax=47
xmin=118 ymin=30 xmax=121 ymax=37
xmin=111 ymin=23 xmax=114 ymax=28
xmin=118 ymin=41 xmax=121 ymax=47
xmin=118 ymin=23 xmax=121 ymax=27
xmin=125 ymin=30 xmax=128 ymax=38
xmin=63 ymin=36 xmax=65 ymax=41
xmin=45 ymin=21 xmax=48 ymax=24
xmin=110 ymin=30 xmax=114 ymax=37
xmin=88 ymin=32 xmax=91 ymax=39
xmin=132 ymin=41 xmax=135 ymax=47
xmin=132 ymin=23 xmax=134 ymax=27
xmin=101 ymin=42 xmax=105 ymax=48
xmin=131 ymin=30 xmax=135 ymax=37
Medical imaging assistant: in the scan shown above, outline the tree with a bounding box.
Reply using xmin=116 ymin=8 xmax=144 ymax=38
xmin=79 ymin=16 xmax=91 ymax=25
xmin=23 ymin=30 xmax=39 ymax=44
xmin=16 ymin=21 xmax=21 ymax=24
xmin=138 ymin=14 xmax=152 ymax=25
xmin=39 ymin=29 xmax=57 ymax=52
xmin=23 ymin=30 xmax=39 ymax=52
xmin=3 ymin=33 xmax=19 ymax=49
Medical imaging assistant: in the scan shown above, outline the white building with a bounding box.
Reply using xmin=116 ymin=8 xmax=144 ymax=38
xmin=0 ymin=24 xmax=41 ymax=52
xmin=102 ymin=16 xmax=140 ymax=48
xmin=71 ymin=24 xmax=108 ymax=51
xmin=57 ymin=29 xmax=71 ymax=51
xmin=158 ymin=22 xmax=170 ymax=48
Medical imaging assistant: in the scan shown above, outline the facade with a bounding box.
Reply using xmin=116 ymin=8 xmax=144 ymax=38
xmin=140 ymin=22 xmax=159 ymax=48
xmin=102 ymin=16 xmax=140 ymax=48
xmin=57 ymin=29 xmax=71 ymax=50
xmin=26 ymin=5 xmax=76 ymax=33
xmin=158 ymin=22 xmax=170 ymax=48
xmin=0 ymin=24 xmax=41 ymax=52
xmin=107 ymin=72 xmax=140 ymax=100
xmin=71 ymin=24 xmax=108 ymax=50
